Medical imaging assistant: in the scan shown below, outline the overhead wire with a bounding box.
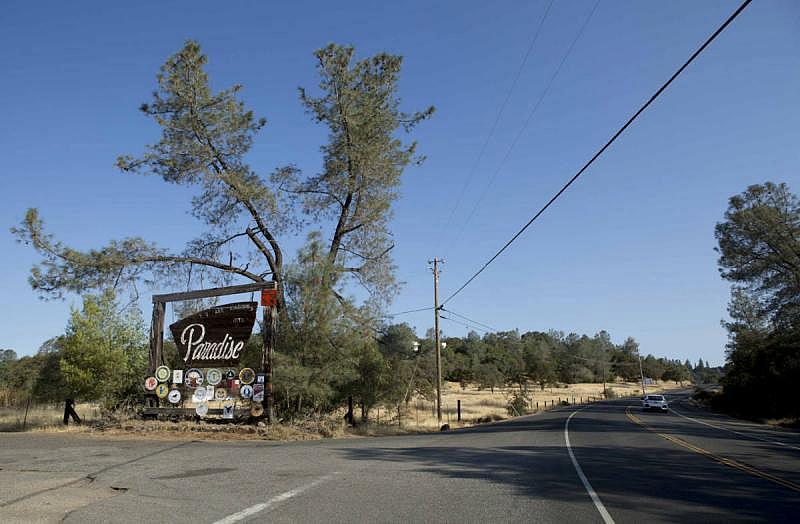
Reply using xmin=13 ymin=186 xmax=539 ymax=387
xmin=439 ymin=314 xmax=491 ymax=334
xmin=440 ymin=307 xmax=498 ymax=332
xmin=444 ymin=0 xmax=601 ymax=256
xmin=437 ymin=0 xmax=555 ymax=247
xmin=442 ymin=0 xmax=753 ymax=306
xmin=386 ymin=306 xmax=435 ymax=317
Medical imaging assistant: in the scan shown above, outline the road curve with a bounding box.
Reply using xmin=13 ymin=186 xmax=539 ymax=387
xmin=1 ymin=392 xmax=798 ymax=523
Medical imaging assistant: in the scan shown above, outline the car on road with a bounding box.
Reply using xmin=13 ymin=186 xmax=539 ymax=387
xmin=642 ymin=394 xmax=669 ymax=412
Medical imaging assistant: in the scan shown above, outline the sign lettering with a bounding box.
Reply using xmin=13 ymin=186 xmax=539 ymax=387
xmin=169 ymin=302 xmax=257 ymax=367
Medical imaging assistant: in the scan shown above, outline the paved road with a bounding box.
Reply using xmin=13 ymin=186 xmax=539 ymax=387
xmin=1 ymin=392 xmax=799 ymax=523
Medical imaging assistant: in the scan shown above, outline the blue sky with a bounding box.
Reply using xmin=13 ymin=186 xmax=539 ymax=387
xmin=2 ymin=1 xmax=798 ymax=365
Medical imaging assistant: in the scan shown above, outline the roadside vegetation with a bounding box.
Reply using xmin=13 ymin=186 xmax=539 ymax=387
xmin=0 ymin=380 xmax=678 ymax=439
xmin=1 ymin=302 xmax=693 ymax=435
xmin=713 ymin=182 xmax=799 ymax=422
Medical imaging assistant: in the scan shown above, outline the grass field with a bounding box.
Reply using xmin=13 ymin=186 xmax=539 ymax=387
xmin=0 ymin=381 xmax=683 ymax=439
xmin=0 ymin=402 xmax=101 ymax=432
xmin=379 ymin=380 xmax=680 ymax=431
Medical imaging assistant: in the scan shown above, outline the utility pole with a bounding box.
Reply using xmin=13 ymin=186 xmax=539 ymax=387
xmin=429 ymin=258 xmax=444 ymax=424
xmin=602 ymin=362 xmax=606 ymax=399
xmin=638 ymin=351 xmax=647 ymax=397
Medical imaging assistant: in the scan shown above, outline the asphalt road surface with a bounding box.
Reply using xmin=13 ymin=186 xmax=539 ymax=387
xmin=2 ymin=392 xmax=799 ymax=523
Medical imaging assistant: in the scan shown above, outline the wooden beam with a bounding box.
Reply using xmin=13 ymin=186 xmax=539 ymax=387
xmin=141 ymin=407 xmax=251 ymax=417
xmin=152 ymin=282 xmax=276 ymax=303
xmin=262 ymin=305 xmax=276 ymax=423
xmin=148 ymin=301 xmax=165 ymax=374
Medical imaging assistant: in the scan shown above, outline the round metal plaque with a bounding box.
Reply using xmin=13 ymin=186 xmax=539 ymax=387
xmin=167 ymin=389 xmax=181 ymax=404
xmin=250 ymin=403 xmax=264 ymax=417
xmin=192 ymin=387 xmax=207 ymax=403
xmin=144 ymin=377 xmax=158 ymax=391
xmin=239 ymin=368 xmax=255 ymax=385
xmin=214 ymin=388 xmax=227 ymax=400
xmin=240 ymin=384 xmax=253 ymax=399
xmin=155 ymin=383 xmax=169 ymax=399
xmin=206 ymin=368 xmax=222 ymax=386
xmin=225 ymin=369 xmax=236 ymax=380
xmin=155 ymin=365 xmax=171 ymax=382
xmin=195 ymin=403 xmax=208 ymax=417
xmin=185 ymin=368 xmax=204 ymax=389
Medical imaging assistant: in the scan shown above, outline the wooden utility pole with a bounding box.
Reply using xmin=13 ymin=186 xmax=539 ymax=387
xmin=638 ymin=352 xmax=647 ymax=397
xmin=429 ymin=258 xmax=444 ymax=424
xmin=602 ymin=362 xmax=606 ymax=399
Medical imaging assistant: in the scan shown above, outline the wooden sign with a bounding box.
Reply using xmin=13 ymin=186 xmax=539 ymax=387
xmin=169 ymin=302 xmax=257 ymax=368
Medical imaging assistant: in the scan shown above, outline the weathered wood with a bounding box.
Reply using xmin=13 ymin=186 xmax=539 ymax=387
xmin=141 ymin=407 xmax=249 ymax=417
xmin=149 ymin=301 xmax=165 ymax=374
xmin=152 ymin=282 xmax=276 ymax=303
xmin=262 ymin=305 xmax=276 ymax=423
xmin=147 ymin=281 xmax=279 ymax=423
xmin=169 ymin=302 xmax=257 ymax=368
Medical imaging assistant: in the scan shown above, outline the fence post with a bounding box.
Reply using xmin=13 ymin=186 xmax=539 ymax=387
xmin=63 ymin=399 xmax=81 ymax=425
xmin=457 ymin=399 xmax=461 ymax=422
xmin=22 ymin=396 xmax=31 ymax=431
xmin=346 ymin=396 xmax=354 ymax=425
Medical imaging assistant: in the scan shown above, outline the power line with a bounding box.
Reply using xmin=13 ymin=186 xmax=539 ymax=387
xmin=437 ymin=0 xmax=555 ymax=246
xmin=446 ymin=0 xmax=601 ymax=255
xmin=442 ymin=0 xmax=753 ymax=306
xmin=440 ymin=307 xmax=498 ymax=332
xmin=386 ymin=306 xmax=435 ymax=317
xmin=439 ymin=314 xmax=490 ymax=334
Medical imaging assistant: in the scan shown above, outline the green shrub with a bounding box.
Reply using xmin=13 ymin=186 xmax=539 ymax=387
xmin=507 ymin=391 xmax=530 ymax=416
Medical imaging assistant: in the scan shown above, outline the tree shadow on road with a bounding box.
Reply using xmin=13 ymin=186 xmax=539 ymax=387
xmin=334 ymin=408 xmax=800 ymax=523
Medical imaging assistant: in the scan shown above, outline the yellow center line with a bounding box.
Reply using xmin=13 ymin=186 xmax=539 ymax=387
xmin=625 ymin=406 xmax=800 ymax=494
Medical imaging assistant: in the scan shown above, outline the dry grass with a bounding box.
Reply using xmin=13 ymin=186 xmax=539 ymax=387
xmin=380 ymin=380 xmax=682 ymax=431
xmin=0 ymin=381 xmax=683 ymax=440
xmin=0 ymin=407 xmax=342 ymax=442
xmin=0 ymin=402 xmax=102 ymax=432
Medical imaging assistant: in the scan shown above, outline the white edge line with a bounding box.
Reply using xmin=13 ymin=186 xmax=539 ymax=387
xmin=213 ymin=472 xmax=338 ymax=524
xmin=670 ymin=405 xmax=800 ymax=452
xmin=565 ymin=409 xmax=615 ymax=524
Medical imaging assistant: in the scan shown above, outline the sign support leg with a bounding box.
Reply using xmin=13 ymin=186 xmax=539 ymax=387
xmin=262 ymin=305 xmax=276 ymax=423
xmin=149 ymin=301 xmax=165 ymax=374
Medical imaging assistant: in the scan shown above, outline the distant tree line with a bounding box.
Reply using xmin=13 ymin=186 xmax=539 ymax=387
xmin=0 ymin=291 xmax=698 ymax=421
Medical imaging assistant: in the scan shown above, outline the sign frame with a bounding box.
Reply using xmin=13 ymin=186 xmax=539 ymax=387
xmin=146 ymin=281 xmax=277 ymax=423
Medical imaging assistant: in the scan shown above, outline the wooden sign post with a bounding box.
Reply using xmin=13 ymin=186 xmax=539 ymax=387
xmin=260 ymin=287 xmax=278 ymax=423
xmin=149 ymin=281 xmax=278 ymax=422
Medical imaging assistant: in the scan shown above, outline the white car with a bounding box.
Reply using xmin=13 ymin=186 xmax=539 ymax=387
xmin=642 ymin=394 xmax=669 ymax=412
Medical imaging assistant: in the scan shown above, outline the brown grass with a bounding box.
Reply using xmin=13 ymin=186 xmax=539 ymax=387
xmin=0 ymin=402 xmax=102 ymax=432
xmin=358 ymin=380 xmax=681 ymax=432
xmin=0 ymin=381 xmax=683 ymax=440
